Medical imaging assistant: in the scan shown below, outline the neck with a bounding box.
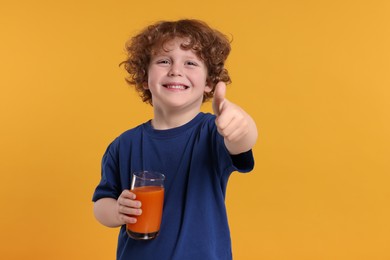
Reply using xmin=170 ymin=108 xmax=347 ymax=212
xmin=151 ymin=108 xmax=200 ymax=130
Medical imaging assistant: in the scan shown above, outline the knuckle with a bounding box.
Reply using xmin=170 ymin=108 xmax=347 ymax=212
xmin=130 ymin=208 xmax=141 ymax=216
xmin=226 ymin=134 xmax=234 ymax=142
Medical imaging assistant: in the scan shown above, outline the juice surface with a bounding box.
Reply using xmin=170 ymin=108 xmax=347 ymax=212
xmin=127 ymin=186 xmax=164 ymax=234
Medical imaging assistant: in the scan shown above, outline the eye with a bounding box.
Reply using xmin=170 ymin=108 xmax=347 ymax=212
xmin=156 ymin=59 xmax=170 ymax=65
xmin=185 ymin=61 xmax=198 ymax=66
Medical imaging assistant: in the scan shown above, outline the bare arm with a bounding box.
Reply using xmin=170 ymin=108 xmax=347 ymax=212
xmin=93 ymin=190 xmax=142 ymax=228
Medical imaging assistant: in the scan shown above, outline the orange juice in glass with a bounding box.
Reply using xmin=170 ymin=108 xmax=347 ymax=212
xmin=126 ymin=171 xmax=165 ymax=240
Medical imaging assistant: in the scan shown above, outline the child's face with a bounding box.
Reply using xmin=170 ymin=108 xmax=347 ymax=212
xmin=145 ymin=37 xmax=212 ymax=112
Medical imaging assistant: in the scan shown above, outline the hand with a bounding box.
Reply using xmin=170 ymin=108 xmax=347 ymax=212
xmin=116 ymin=190 xmax=142 ymax=224
xmin=212 ymin=82 xmax=250 ymax=144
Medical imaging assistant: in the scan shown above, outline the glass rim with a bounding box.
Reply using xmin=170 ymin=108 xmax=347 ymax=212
xmin=132 ymin=171 xmax=165 ymax=181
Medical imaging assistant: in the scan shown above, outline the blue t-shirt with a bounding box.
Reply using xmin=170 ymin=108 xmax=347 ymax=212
xmin=92 ymin=112 xmax=254 ymax=260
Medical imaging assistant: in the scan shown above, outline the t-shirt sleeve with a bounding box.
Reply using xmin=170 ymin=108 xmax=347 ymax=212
xmin=92 ymin=139 xmax=122 ymax=202
xmin=230 ymin=149 xmax=255 ymax=173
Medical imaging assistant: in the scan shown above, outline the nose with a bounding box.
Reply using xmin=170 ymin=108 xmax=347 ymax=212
xmin=168 ymin=64 xmax=182 ymax=77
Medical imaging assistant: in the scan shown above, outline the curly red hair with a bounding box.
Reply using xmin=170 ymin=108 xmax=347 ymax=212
xmin=120 ymin=19 xmax=232 ymax=105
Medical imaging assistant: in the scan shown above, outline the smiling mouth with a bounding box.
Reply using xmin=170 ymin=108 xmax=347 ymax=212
xmin=163 ymin=84 xmax=189 ymax=90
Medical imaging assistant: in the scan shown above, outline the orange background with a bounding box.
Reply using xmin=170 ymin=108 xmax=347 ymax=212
xmin=1 ymin=0 xmax=389 ymax=259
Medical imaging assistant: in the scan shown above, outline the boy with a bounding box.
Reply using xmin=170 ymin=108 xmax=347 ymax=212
xmin=92 ymin=19 xmax=258 ymax=260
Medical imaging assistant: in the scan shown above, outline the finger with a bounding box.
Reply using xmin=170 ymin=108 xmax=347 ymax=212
xmin=215 ymin=107 xmax=234 ymax=130
xmin=217 ymin=114 xmax=239 ymax=137
xmin=215 ymin=100 xmax=237 ymax=130
xmin=216 ymin=108 xmax=248 ymax=139
xmin=118 ymin=205 xmax=142 ymax=216
xmin=120 ymin=198 xmax=142 ymax=209
xmin=212 ymin=82 xmax=226 ymax=116
xmin=118 ymin=191 xmax=142 ymax=208
xmin=222 ymin=123 xmax=249 ymax=142
xmin=121 ymin=189 xmax=136 ymax=200
xmin=121 ymin=214 xmax=138 ymax=224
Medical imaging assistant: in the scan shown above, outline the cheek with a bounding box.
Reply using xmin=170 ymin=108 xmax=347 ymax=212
xmin=146 ymin=68 xmax=158 ymax=88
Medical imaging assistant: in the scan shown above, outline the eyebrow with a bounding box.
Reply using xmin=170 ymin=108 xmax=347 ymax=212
xmin=153 ymin=52 xmax=201 ymax=60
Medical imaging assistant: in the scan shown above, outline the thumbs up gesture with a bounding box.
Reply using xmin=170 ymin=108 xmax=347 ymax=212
xmin=212 ymin=82 xmax=258 ymax=154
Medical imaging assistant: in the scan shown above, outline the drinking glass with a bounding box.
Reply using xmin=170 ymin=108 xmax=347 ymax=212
xmin=126 ymin=171 xmax=165 ymax=240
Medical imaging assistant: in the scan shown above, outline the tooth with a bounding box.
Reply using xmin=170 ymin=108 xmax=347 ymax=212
xmin=168 ymin=85 xmax=185 ymax=89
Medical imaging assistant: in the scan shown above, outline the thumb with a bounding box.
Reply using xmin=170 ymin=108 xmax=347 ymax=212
xmin=212 ymin=82 xmax=226 ymax=116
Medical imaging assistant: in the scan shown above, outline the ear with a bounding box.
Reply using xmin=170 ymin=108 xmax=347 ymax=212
xmin=204 ymin=80 xmax=212 ymax=93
